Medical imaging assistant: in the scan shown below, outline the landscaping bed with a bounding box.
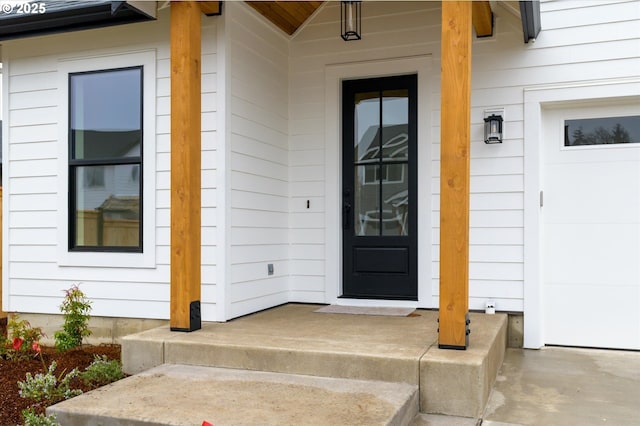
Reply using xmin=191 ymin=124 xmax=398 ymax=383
xmin=0 ymin=342 xmax=121 ymax=425
xmin=1 ymin=286 xmax=126 ymax=425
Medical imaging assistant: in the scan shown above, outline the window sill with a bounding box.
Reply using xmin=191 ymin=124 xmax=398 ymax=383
xmin=57 ymin=250 xmax=156 ymax=269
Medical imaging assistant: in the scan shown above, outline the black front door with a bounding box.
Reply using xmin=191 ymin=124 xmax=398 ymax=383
xmin=342 ymin=74 xmax=418 ymax=300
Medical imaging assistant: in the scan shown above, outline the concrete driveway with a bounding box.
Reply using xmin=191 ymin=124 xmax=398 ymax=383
xmin=415 ymin=346 xmax=640 ymax=425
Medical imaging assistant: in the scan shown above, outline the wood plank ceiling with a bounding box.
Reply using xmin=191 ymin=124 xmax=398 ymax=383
xmin=246 ymin=1 xmax=494 ymax=38
xmin=246 ymin=1 xmax=324 ymax=35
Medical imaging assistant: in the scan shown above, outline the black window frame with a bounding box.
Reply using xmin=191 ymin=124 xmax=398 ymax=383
xmin=68 ymin=66 xmax=144 ymax=253
xmin=563 ymin=115 xmax=640 ymax=147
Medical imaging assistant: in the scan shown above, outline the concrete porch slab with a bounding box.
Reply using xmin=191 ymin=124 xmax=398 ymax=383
xmin=121 ymin=304 xmax=507 ymax=419
xmin=123 ymin=304 xmax=440 ymax=384
xmin=48 ymin=364 xmax=419 ymax=426
xmin=420 ymin=313 xmax=508 ymax=418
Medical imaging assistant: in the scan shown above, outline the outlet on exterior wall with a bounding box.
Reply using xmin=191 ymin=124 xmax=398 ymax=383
xmin=268 ymin=263 xmax=274 ymax=275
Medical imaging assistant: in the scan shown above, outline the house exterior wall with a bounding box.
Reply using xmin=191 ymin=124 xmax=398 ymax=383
xmin=289 ymin=2 xmax=439 ymax=307
xmin=226 ymin=3 xmax=291 ymax=318
xmin=0 ymin=10 xmax=221 ymax=321
xmin=288 ymin=0 xmax=640 ymax=313
xmin=289 ymin=1 xmax=526 ymax=310
xmin=0 ymin=0 xmax=638 ymax=341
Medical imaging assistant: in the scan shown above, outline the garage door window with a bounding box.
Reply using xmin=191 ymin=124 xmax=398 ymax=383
xmin=564 ymin=115 xmax=640 ymax=146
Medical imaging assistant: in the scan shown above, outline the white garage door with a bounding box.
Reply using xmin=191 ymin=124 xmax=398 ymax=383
xmin=543 ymin=103 xmax=640 ymax=350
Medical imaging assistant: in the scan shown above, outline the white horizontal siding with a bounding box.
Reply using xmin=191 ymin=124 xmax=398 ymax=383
xmin=9 ymin=294 xmax=169 ymax=319
xmin=227 ymin=2 xmax=290 ymax=319
xmin=3 ymin=10 xmax=220 ymax=320
xmin=4 ymin=0 xmax=638 ymax=321
xmin=200 ymin=19 xmax=219 ymax=295
xmin=287 ymin=0 xmax=640 ymax=311
xmin=289 ymin=2 xmax=439 ymax=304
xmin=462 ymin=0 xmax=639 ymax=309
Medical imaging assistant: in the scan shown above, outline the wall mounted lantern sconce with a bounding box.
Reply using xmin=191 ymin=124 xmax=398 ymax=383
xmin=341 ymin=1 xmax=361 ymax=41
xmin=484 ymin=112 xmax=504 ymax=144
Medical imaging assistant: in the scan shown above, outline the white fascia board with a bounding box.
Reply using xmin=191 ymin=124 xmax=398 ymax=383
xmin=126 ymin=1 xmax=157 ymax=19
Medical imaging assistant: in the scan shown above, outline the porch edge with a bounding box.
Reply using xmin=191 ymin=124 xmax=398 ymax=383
xmin=419 ymin=313 xmax=507 ymax=418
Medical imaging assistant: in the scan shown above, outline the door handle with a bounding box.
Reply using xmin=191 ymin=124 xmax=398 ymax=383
xmin=343 ymin=189 xmax=351 ymax=230
xmin=343 ymin=201 xmax=351 ymax=230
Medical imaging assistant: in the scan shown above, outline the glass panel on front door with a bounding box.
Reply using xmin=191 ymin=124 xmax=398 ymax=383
xmin=353 ymin=89 xmax=409 ymax=237
xmin=342 ymin=74 xmax=417 ymax=300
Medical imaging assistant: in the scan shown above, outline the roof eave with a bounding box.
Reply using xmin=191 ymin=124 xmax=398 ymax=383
xmin=0 ymin=1 xmax=157 ymax=42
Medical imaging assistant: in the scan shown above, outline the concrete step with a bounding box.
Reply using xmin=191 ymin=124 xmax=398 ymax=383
xmin=48 ymin=364 xmax=419 ymax=426
xmin=122 ymin=305 xmax=441 ymax=385
xmin=120 ymin=305 xmax=507 ymax=419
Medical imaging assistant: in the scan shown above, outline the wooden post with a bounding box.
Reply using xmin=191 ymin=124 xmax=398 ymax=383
xmin=199 ymin=1 xmax=221 ymax=16
xmin=439 ymin=1 xmax=472 ymax=349
xmin=472 ymin=1 xmax=493 ymax=38
xmin=170 ymin=1 xmax=202 ymax=332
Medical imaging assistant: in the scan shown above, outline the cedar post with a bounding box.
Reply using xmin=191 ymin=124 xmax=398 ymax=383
xmin=472 ymin=1 xmax=493 ymax=38
xmin=170 ymin=1 xmax=202 ymax=331
xmin=439 ymin=1 xmax=472 ymax=349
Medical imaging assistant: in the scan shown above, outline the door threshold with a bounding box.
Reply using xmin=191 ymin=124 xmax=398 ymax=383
xmin=335 ymin=298 xmax=418 ymax=309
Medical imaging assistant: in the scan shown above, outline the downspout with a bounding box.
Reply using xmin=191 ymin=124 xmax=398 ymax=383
xmin=520 ymin=0 xmax=541 ymax=43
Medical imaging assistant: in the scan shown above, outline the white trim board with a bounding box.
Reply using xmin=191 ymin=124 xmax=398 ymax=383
xmin=336 ymin=298 xmax=419 ymax=309
xmin=315 ymin=304 xmax=416 ymax=316
xmin=323 ymin=55 xmax=433 ymax=307
xmin=56 ymin=49 xmax=157 ymax=269
xmin=215 ymin=11 xmax=231 ymax=322
xmin=1 ymin=58 xmax=8 ymax=312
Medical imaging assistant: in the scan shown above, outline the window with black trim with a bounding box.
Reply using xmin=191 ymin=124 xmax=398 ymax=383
xmin=69 ymin=67 xmax=143 ymax=251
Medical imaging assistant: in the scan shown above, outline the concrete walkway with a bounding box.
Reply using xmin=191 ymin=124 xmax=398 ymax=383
xmin=483 ymin=346 xmax=640 ymax=425
xmin=413 ymin=346 xmax=640 ymax=425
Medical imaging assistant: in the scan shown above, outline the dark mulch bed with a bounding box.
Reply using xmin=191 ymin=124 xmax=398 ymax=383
xmin=0 ymin=329 xmax=121 ymax=425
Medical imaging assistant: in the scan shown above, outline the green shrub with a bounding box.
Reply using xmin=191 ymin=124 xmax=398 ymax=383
xmin=21 ymin=408 xmax=59 ymax=426
xmin=81 ymin=355 xmax=124 ymax=387
xmin=18 ymin=361 xmax=82 ymax=404
xmin=54 ymin=284 xmax=92 ymax=352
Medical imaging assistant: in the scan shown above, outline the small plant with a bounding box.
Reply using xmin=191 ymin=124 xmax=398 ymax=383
xmin=54 ymin=284 xmax=92 ymax=352
xmin=18 ymin=361 xmax=82 ymax=404
xmin=81 ymin=354 xmax=124 ymax=387
xmin=1 ymin=314 xmax=44 ymax=365
xmin=21 ymin=408 xmax=59 ymax=426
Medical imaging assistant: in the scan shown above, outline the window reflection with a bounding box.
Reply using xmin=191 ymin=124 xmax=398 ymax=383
xmin=353 ymin=89 xmax=410 ymax=236
xmin=564 ymin=115 xmax=640 ymax=146
xmin=354 ymin=92 xmax=380 ymax=162
xmin=71 ymin=69 xmax=142 ymax=159
xmin=74 ymin=165 xmax=141 ymax=247
xmin=70 ymin=67 xmax=142 ymax=250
